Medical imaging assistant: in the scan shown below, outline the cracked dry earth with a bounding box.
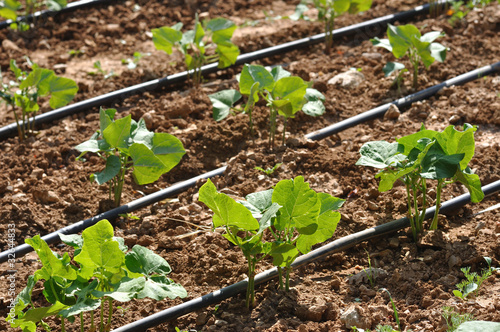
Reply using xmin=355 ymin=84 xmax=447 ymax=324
xmin=1 ymin=0 xmax=500 ymax=331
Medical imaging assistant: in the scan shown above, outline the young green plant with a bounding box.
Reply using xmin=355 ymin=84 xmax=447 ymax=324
xmin=356 ymin=124 xmax=484 ymax=240
xmin=0 ymin=59 xmax=78 ymax=141
xmin=371 ymin=23 xmax=447 ymax=89
xmin=75 ymin=108 xmax=185 ymax=207
xmin=152 ymin=15 xmax=240 ymax=86
xmin=199 ymin=179 xmax=281 ymax=308
xmin=208 ymin=64 xmax=325 ymax=147
xmin=453 ymin=257 xmax=497 ymax=300
xmin=0 ymin=0 xmax=67 ymax=31
xmin=6 ymin=219 xmax=187 ymax=332
xmin=291 ymin=0 xmax=373 ymax=54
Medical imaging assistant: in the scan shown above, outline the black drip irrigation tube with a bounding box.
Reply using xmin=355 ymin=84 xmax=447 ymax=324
xmin=110 ymin=180 xmax=500 ymax=332
xmin=305 ymin=61 xmax=500 ymax=141
xmin=0 ymin=1 xmax=445 ymax=140
xmin=1 ymin=60 xmax=498 ymax=263
xmin=0 ymin=0 xmax=118 ymax=30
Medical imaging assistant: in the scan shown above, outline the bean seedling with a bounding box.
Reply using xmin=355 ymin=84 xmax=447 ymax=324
xmin=0 ymin=59 xmax=78 ymax=141
xmin=453 ymin=257 xmax=497 ymax=300
xmin=291 ymin=0 xmax=373 ymax=54
xmin=356 ymin=124 xmax=484 ymax=240
xmin=371 ymin=23 xmax=447 ymax=89
xmin=254 ymin=163 xmax=282 ymax=176
xmin=6 ymin=219 xmax=187 ymax=332
xmin=75 ymin=108 xmax=185 ymax=207
xmin=152 ymin=14 xmax=240 ymax=86
xmin=0 ymin=0 xmax=67 ymax=31
xmin=209 ymin=64 xmax=325 ymax=147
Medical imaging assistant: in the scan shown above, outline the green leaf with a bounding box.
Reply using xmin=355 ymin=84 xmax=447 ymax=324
xmin=436 ymin=124 xmax=477 ymax=169
xmin=125 ymin=245 xmax=172 ymax=276
xmin=272 ymin=176 xmax=320 ymax=232
xmin=349 ymin=0 xmax=373 ymax=13
xmin=10 ymin=302 xmax=68 ymax=329
xmin=356 ymin=141 xmax=403 ymax=168
xmin=296 ymin=193 xmax=343 ymax=254
xmin=421 ymin=30 xmax=444 ymax=43
xmin=151 ymin=132 xmax=186 ymax=172
xmin=0 ymin=0 xmax=21 ymax=20
xmin=25 ymin=235 xmax=77 ymax=280
xmin=455 ymin=168 xmax=484 ymax=203
xmin=129 ymin=143 xmax=168 ymax=185
xmin=216 ymin=41 xmax=240 ymax=68
xmin=429 ymin=42 xmax=447 ymax=63
xmin=242 ymin=189 xmax=274 ymax=215
xmin=370 ymin=37 xmax=393 ymax=53
xmin=48 ymin=76 xmax=78 ymax=109
xmin=396 ymin=129 xmax=439 ymax=156
xmin=333 ymin=0 xmax=351 ymax=15
xmin=99 ymin=108 xmax=117 ymax=132
xmin=239 ymin=64 xmax=274 ymax=95
xmin=270 ymin=243 xmax=299 ymax=267
xmin=152 ymin=24 xmax=183 ymax=54
xmin=207 ymin=17 xmax=237 ymax=43
xmin=74 ymin=219 xmax=125 ymax=275
xmin=46 ymin=0 xmax=67 ymax=11
xmin=288 ymin=3 xmax=309 ymax=21
xmin=102 ymin=115 xmax=132 ymax=149
xmin=58 ymin=234 xmax=83 ymax=250
xmin=456 ymin=321 xmax=500 ymax=332
xmin=387 ymin=23 xmax=421 ymax=58
xmin=383 ymin=62 xmax=406 ymax=77
xmin=92 ymin=154 xmax=121 ymax=185
xmin=137 ymin=276 xmax=187 ymax=300
xmin=270 ymin=66 xmax=291 ymax=82
xmin=74 ymin=136 xmax=110 ymax=154
xmin=244 ymin=82 xmax=260 ymax=115
xmin=9 ymin=59 xmax=22 ymax=79
xmin=93 ymin=277 xmax=145 ymax=302
xmin=272 ymin=76 xmax=308 ymax=116
xmin=199 ymin=179 xmax=260 ymax=231
xmin=209 ymin=89 xmax=242 ymax=121
xmin=130 ymin=118 xmax=154 ymax=147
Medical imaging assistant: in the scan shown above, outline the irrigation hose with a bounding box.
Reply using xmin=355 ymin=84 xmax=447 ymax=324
xmin=0 ymin=1 xmax=447 ymax=140
xmin=0 ymin=0 xmax=118 ymax=29
xmin=1 ymin=60 xmax=498 ymax=263
xmin=110 ymin=180 xmax=500 ymax=332
xmin=0 ymin=166 xmax=226 ymax=264
xmin=305 ymin=61 xmax=500 ymax=141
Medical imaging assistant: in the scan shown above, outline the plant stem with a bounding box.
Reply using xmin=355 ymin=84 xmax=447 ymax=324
xmin=11 ymin=103 xmax=23 ymax=141
xmin=405 ymin=180 xmax=417 ymax=241
xmin=277 ymin=266 xmax=284 ymax=290
xmin=100 ymin=300 xmax=104 ymax=332
xmin=245 ymin=258 xmax=256 ymax=308
xmin=61 ymin=317 xmax=65 ymax=332
xmin=411 ymin=50 xmax=419 ymax=89
xmin=282 ymin=117 xmax=288 ymax=145
xmin=419 ymin=178 xmax=427 ymax=229
xmin=324 ymin=15 xmax=334 ymax=54
xmin=285 ymin=266 xmax=291 ymax=292
xmin=91 ymin=310 xmax=95 ymax=330
xmin=80 ymin=312 xmax=84 ymax=332
xmin=107 ymin=297 xmax=113 ymax=327
xmin=430 ymin=179 xmax=444 ymax=230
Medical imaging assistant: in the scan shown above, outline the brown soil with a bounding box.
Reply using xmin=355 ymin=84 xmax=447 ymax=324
xmin=1 ymin=0 xmax=500 ymax=331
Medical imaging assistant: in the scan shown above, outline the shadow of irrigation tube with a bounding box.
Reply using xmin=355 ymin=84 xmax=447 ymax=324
xmin=111 ymin=179 xmax=500 ymax=332
xmin=1 ymin=60 xmax=498 ymax=262
xmin=0 ymin=1 xmax=442 ymax=140
xmin=305 ymin=61 xmax=500 ymax=141
xmin=0 ymin=0 xmax=118 ymax=29
xmin=0 ymin=166 xmax=226 ymax=264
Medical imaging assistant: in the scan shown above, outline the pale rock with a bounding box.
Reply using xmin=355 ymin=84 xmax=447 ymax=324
xmin=328 ymin=70 xmax=365 ymax=89
xmin=474 ymin=221 xmax=486 ymax=232
xmin=30 ymin=168 xmax=45 ymax=179
xmin=33 ymin=190 xmax=60 ymax=204
xmin=340 ymin=306 xmax=370 ymax=329
xmin=367 ymin=201 xmax=379 ymax=211
xmin=359 ymin=284 xmax=377 ymax=297
xmin=2 ymin=39 xmax=20 ymax=52
xmin=362 ymin=52 xmax=382 ymax=61
xmin=388 ymin=237 xmax=400 ymax=248
xmin=305 ymin=305 xmax=327 ymax=322
xmin=448 ymin=255 xmax=462 ymax=269
xmin=449 ymin=114 xmax=461 ymax=124
xmin=492 ymin=76 xmax=500 ymax=86
xmin=325 ymin=302 xmax=339 ymax=320
xmin=196 ymin=312 xmax=209 ymax=325
xmin=384 ymin=104 xmax=401 ymax=120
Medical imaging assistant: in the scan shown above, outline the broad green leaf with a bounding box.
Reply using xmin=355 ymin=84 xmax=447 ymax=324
xmin=297 ymin=193 xmax=343 ymax=254
xmin=270 ymin=243 xmax=299 ymax=267
xmin=356 ymin=141 xmax=402 ymax=168
xmin=429 ymin=42 xmax=447 ymax=63
xmin=420 ymin=153 xmax=464 ymax=179
xmin=421 ymin=30 xmax=444 ymax=43
xmin=9 ymin=59 xmax=22 ymax=79
xmin=193 ymin=21 xmax=205 ymax=45
xmin=302 ymin=100 xmax=325 ymax=117
xmin=333 ymin=0 xmax=351 ymax=15
xmin=48 ymin=76 xmax=78 ymax=109
xmin=74 ymin=219 xmax=125 ymax=274
xmin=272 ymin=76 xmax=308 ymax=115
xmin=455 ymin=168 xmax=484 ymax=203
xmin=216 ymin=42 xmax=240 ymax=68
xmin=152 ymin=24 xmax=183 ymax=54
xmin=397 ymin=129 xmax=439 ymax=156
xmin=130 ymin=118 xmax=154 ymax=147
xmin=304 ymin=88 xmax=325 ymax=103
xmin=273 ymin=99 xmax=294 ymax=117
xmin=151 ymin=133 xmax=185 ymax=172
xmin=92 ymin=154 xmax=121 ymax=184
xmin=387 ymin=23 xmax=421 ymax=58
xmin=102 ymin=115 xmax=132 ymax=149
xmin=209 ymin=89 xmax=242 ymax=121
xmin=99 ymin=108 xmax=117 ymax=132
xmin=137 ymin=276 xmax=187 ymax=300
xmin=199 ymin=179 xmax=260 ymax=231
xmin=14 ymin=94 xmax=39 ymax=113
xmin=125 ymin=245 xmax=172 ymax=276
xmin=10 ymin=302 xmax=68 ymax=329
xmin=244 ymin=82 xmax=260 ymax=115
xmin=272 ymin=176 xmax=320 ymax=232
xmin=25 ymin=236 xmax=77 ymax=280
xmin=383 ymin=62 xmax=405 ymax=77
xmin=456 ymin=321 xmax=500 ymax=332
xmin=349 ymin=0 xmax=372 ymax=13
xmin=93 ymin=277 xmax=145 ymax=302
xmin=271 ymin=66 xmax=291 ymax=82
xmin=258 ymin=203 xmax=282 ymax=233
xmin=207 ymin=17 xmax=237 ymax=43
xmin=436 ymin=124 xmax=477 ymax=169
xmin=74 ymin=137 xmax=110 ymax=154
xmin=46 ymin=0 xmax=67 ymax=11
xmin=370 ymin=37 xmax=393 ymax=53
xmin=58 ymin=233 xmax=83 ymax=254
xmin=0 ymin=0 xmax=21 ymax=20
xmin=243 ymin=189 xmax=274 ymax=214
xmin=130 ymin=143 xmax=168 ymax=185
xmin=239 ymin=64 xmax=274 ymax=95
xmin=10 ymin=275 xmax=35 ymax=317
